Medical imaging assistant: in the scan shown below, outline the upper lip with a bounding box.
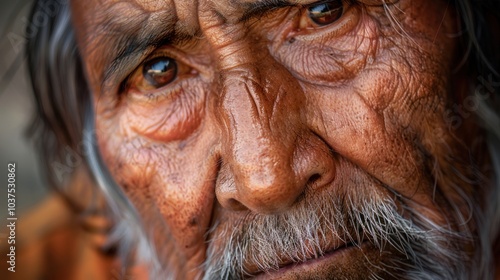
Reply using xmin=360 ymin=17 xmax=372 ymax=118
xmin=244 ymin=237 xmax=359 ymax=277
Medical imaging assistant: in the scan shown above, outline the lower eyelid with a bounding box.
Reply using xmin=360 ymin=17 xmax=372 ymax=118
xmin=128 ymin=83 xmax=181 ymax=104
xmin=128 ymin=74 xmax=199 ymax=104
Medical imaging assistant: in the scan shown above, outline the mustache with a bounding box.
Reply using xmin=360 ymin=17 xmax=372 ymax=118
xmin=201 ymin=189 xmax=444 ymax=280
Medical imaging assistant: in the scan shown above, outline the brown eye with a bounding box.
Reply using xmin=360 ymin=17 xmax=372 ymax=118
xmin=143 ymin=57 xmax=177 ymax=88
xmin=307 ymin=0 xmax=344 ymax=25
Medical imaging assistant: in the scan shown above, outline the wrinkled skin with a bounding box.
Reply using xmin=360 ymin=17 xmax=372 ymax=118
xmin=71 ymin=0 xmax=481 ymax=278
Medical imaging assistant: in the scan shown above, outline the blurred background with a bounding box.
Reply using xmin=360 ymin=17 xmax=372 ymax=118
xmin=0 ymin=0 xmax=47 ymax=228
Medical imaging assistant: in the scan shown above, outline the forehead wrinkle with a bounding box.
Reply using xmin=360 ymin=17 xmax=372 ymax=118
xmin=228 ymin=0 xmax=308 ymax=6
xmin=115 ymin=0 xmax=172 ymax=12
xmin=174 ymin=0 xmax=201 ymax=36
xmin=78 ymin=1 xmax=174 ymax=65
xmin=83 ymin=1 xmax=170 ymax=44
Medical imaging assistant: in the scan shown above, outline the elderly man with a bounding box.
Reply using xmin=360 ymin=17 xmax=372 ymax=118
xmin=2 ymin=0 xmax=500 ymax=279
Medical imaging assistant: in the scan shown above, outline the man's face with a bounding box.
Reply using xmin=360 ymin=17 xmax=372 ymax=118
xmin=71 ymin=0 xmax=475 ymax=278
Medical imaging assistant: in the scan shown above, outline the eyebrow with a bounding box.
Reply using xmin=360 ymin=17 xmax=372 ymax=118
xmin=99 ymin=12 xmax=181 ymax=89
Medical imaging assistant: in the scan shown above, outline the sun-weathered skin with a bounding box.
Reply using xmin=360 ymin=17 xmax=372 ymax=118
xmin=69 ymin=0 xmax=486 ymax=278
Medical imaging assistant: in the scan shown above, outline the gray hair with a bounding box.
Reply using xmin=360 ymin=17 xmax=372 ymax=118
xmin=25 ymin=0 xmax=500 ymax=279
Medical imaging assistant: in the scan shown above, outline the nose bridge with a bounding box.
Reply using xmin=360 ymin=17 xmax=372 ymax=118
xmin=201 ymin=13 xmax=314 ymax=213
xmin=214 ymin=38 xmax=308 ymax=212
xmin=220 ymin=69 xmax=300 ymax=212
xmin=209 ymin=24 xmax=299 ymax=161
xmin=221 ymin=66 xmax=291 ymax=174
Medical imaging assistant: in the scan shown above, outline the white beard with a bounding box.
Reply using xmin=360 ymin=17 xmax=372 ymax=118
xmin=201 ymin=188 xmax=475 ymax=280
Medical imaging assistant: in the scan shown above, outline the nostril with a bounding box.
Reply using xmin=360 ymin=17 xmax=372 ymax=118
xmin=227 ymin=198 xmax=247 ymax=211
xmin=307 ymin=173 xmax=322 ymax=186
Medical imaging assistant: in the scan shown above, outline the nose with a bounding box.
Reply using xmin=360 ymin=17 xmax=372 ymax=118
xmin=215 ymin=57 xmax=336 ymax=214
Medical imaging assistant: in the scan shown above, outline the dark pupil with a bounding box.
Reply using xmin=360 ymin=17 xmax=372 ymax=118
xmin=308 ymin=1 xmax=344 ymax=25
xmin=143 ymin=57 xmax=177 ymax=88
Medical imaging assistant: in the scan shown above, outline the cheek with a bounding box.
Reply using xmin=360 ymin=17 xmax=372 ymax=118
xmin=303 ymin=18 xmax=455 ymax=201
xmin=141 ymin=139 xmax=218 ymax=264
xmin=95 ymin=111 xmax=219 ymax=265
xmin=95 ymin=119 xmax=160 ymax=197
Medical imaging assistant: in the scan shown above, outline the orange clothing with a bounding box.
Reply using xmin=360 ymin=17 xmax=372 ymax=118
xmin=0 ymin=194 xmax=147 ymax=280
